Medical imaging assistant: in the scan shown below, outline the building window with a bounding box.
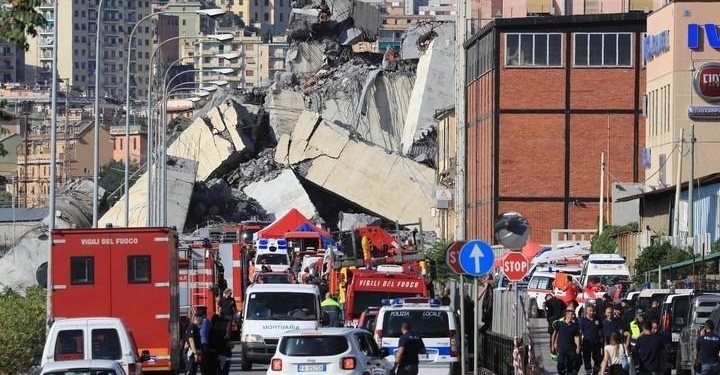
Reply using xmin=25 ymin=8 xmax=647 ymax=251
xmin=574 ymin=33 xmax=632 ymax=67
xmin=505 ymin=33 xmax=562 ymax=67
xmin=279 ymin=13 xmax=283 ymax=22
xmin=128 ymin=255 xmax=151 ymax=283
xmin=264 ymin=12 xmax=269 ymax=21
xmin=70 ymin=256 xmax=94 ymax=285
xmin=133 ymin=137 xmax=137 ymax=150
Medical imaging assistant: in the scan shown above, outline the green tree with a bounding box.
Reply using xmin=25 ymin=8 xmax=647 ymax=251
xmin=0 ymin=286 xmax=46 ymax=375
xmin=0 ymin=191 xmax=13 ymax=207
xmin=590 ymin=222 xmax=639 ymax=254
xmin=0 ymin=0 xmax=47 ymax=50
xmin=425 ymin=240 xmax=455 ymax=282
xmin=711 ymin=239 xmax=720 ymax=254
xmin=98 ymin=160 xmax=140 ymax=206
xmin=633 ymin=240 xmax=692 ymax=284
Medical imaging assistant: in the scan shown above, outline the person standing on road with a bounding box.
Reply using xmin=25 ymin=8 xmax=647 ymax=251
xmin=394 ymin=322 xmax=426 ymax=375
xmin=602 ymin=306 xmax=621 ymax=345
xmin=184 ymin=315 xmax=201 ymax=375
xmin=598 ymin=332 xmax=629 ymax=375
xmin=645 ymin=300 xmax=661 ymax=325
xmin=197 ymin=309 xmax=216 ymax=375
xmin=579 ymin=305 xmax=603 ymax=375
xmin=218 ymin=289 xmax=237 ymax=336
xmin=633 ymin=321 xmax=665 ymax=375
xmin=563 ymin=276 xmax=580 ymax=308
xmin=553 ymin=308 xmax=581 ymax=375
xmin=546 ymin=294 xmax=567 ymax=334
xmin=625 ymin=309 xmax=645 ymax=349
xmin=695 ymin=320 xmax=720 ymax=375
xmin=321 ymin=292 xmax=343 ymax=327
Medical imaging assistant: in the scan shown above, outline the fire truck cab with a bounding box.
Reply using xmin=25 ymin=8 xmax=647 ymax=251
xmin=344 ymin=264 xmax=428 ymax=325
xmin=50 ymin=227 xmax=181 ymax=373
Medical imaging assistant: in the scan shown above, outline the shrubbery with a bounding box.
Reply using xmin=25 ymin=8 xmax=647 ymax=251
xmin=0 ymin=286 xmax=46 ymax=375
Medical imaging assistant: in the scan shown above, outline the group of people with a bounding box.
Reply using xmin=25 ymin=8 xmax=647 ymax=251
xmin=182 ymin=289 xmax=237 ymax=375
xmin=546 ymin=292 xmax=669 ymax=375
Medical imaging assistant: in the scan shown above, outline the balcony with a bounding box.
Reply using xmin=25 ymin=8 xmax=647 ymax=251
xmin=17 ymin=153 xmax=66 ymax=165
xmin=109 ymin=125 xmax=146 ymax=135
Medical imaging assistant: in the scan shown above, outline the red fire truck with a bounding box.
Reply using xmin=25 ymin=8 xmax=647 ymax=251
xmin=51 ymin=227 xmax=182 ymax=373
xmin=344 ymin=264 xmax=428 ymax=325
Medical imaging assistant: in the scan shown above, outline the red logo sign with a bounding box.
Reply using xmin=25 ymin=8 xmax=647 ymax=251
xmin=445 ymin=241 xmax=466 ymax=275
xmin=356 ymin=279 xmax=421 ymax=290
xmin=694 ymin=63 xmax=720 ymax=102
xmin=502 ymin=252 xmax=529 ymax=282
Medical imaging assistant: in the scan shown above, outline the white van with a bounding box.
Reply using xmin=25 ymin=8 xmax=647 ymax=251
xmin=238 ymin=283 xmax=321 ymax=371
xmin=579 ymin=254 xmax=630 ymax=304
xmin=526 ymin=266 xmax=582 ymax=317
xmin=374 ymin=298 xmax=458 ymax=375
xmin=254 ymin=238 xmax=291 ymax=272
xmin=41 ymin=317 xmax=144 ymax=375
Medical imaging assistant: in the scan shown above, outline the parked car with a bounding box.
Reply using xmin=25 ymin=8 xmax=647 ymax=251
xmin=677 ymin=293 xmax=720 ymax=375
xmin=40 ymin=359 xmax=127 ymax=375
xmin=267 ymin=328 xmax=392 ymax=375
xmin=661 ymin=293 xmax=691 ymax=373
xmin=357 ymin=307 xmax=379 ymax=332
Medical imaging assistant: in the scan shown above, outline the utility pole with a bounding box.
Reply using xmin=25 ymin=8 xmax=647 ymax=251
xmin=454 ymin=0 xmax=467 ymax=242
xmin=689 ymin=123 xmax=696 ymax=279
xmin=673 ymin=129 xmax=684 ymax=237
xmin=599 ymin=152 xmax=605 ymax=234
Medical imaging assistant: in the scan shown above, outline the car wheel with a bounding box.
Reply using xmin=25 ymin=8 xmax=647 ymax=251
xmin=529 ymin=300 xmax=539 ymax=318
xmin=239 ymin=348 xmax=252 ymax=371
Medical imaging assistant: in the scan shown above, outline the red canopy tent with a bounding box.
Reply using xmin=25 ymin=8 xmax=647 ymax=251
xmin=257 ymin=208 xmax=331 ymax=239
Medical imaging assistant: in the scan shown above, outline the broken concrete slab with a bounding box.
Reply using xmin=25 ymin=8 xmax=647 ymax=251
xmin=278 ymin=115 xmax=437 ymax=231
xmin=243 ymin=169 xmax=317 ymax=220
xmin=266 ymin=90 xmax=305 ymax=138
xmin=99 ymin=157 xmax=198 ymax=231
xmin=339 ymin=211 xmax=380 ymax=231
xmin=402 ymin=36 xmax=455 ymax=154
xmin=286 ymin=41 xmax=327 ymax=78
xmin=167 ymin=116 xmax=234 ymax=181
xmin=319 ymin=73 xmax=415 ymax=153
xmin=401 ymin=21 xmax=455 ymax=60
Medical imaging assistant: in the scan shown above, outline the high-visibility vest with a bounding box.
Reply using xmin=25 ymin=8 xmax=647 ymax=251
xmin=630 ymin=320 xmax=641 ymax=339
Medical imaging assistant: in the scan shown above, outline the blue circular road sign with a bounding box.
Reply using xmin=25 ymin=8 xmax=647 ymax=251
xmin=458 ymin=240 xmax=495 ymax=277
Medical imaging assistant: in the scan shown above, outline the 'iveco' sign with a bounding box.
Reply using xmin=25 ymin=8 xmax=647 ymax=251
xmin=644 ymin=30 xmax=670 ymax=63
xmin=688 ymin=24 xmax=720 ymax=49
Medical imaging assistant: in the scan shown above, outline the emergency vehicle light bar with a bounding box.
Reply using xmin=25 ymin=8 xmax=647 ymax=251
xmin=380 ymin=298 xmax=442 ymax=307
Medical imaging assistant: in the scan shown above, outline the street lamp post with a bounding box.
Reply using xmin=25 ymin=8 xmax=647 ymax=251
xmin=92 ymin=0 xmax=105 ymax=228
xmin=157 ymin=68 xmax=234 ymax=225
xmin=47 ymin=0 xmax=59 ymax=329
xmin=144 ymin=34 xmax=233 ymax=225
xmin=122 ymin=7 xmax=226 ymax=227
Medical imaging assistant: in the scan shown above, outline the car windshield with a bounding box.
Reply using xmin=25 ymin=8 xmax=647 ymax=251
xmin=590 ymin=275 xmax=629 ymax=285
xmin=279 ymin=335 xmax=349 ymax=357
xmin=257 ymin=253 xmax=288 ymax=265
xmin=246 ymin=292 xmax=318 ymax=320
xmin=45 ymin=370 xmax=119 ymax=375
xmin=257 ymin=274 xmax=292 ymax=284
xmin=672 ymin=297 xmax=690 ymax=331
xmin=382 ymin=309 xmax=450 ymax=338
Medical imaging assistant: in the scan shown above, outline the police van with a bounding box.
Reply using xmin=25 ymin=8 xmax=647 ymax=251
xmin=374 ymin=297 xmax=459 ymax=375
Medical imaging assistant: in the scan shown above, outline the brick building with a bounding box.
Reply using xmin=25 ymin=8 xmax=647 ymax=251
xmin=464 ymin=13 xmax=647 ymax=244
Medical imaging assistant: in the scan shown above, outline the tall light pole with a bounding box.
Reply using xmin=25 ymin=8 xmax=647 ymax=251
xmin=158 ymin=68 xmax=234 ymax=225
xmin=122 ymin=8 xmax=226 ymax=227
xmin=47 ymin=0 xmax=59 ymax=329
xmin=92 ymin=0 xmax=105 ymax=228
xmin=144 ymin=34 xmax=233 ymax=225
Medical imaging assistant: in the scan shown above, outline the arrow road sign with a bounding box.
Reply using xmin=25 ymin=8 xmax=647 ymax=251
xmin=459 ymin=240 xmax=494 ymax=277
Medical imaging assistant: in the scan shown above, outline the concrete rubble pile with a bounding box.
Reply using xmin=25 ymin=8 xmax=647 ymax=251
xmin=0 ymin=180 xmax=98 ymax=290
xmin=76 ymin=5 xmax=456 ymax=233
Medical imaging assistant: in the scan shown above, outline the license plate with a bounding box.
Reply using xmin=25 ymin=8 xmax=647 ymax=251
xmin=298 ymin=364 xmax=326 ymax=372
xmin=672 ymin=333 xmax=680 ymax=342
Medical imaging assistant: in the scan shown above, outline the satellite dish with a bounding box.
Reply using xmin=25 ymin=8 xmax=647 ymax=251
xmin=36 ymin=262 xmax=48 ymax=289
xmin=494 ymin=212 xmax=531 ymax=250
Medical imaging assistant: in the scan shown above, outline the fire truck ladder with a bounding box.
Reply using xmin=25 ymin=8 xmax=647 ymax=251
xmin=189 ymin=249 xmax=214 ymax=317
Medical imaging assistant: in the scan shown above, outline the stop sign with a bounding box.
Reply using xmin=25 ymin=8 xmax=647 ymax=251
xmin=502 ymin=251 xmax=529 ymax=281
xmin=445 ymin=241 xmax=466 ymax=274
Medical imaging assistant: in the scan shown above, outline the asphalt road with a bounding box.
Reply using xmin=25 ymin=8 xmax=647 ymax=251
xmin=228 ymin=344 xmax=268 ymax=375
